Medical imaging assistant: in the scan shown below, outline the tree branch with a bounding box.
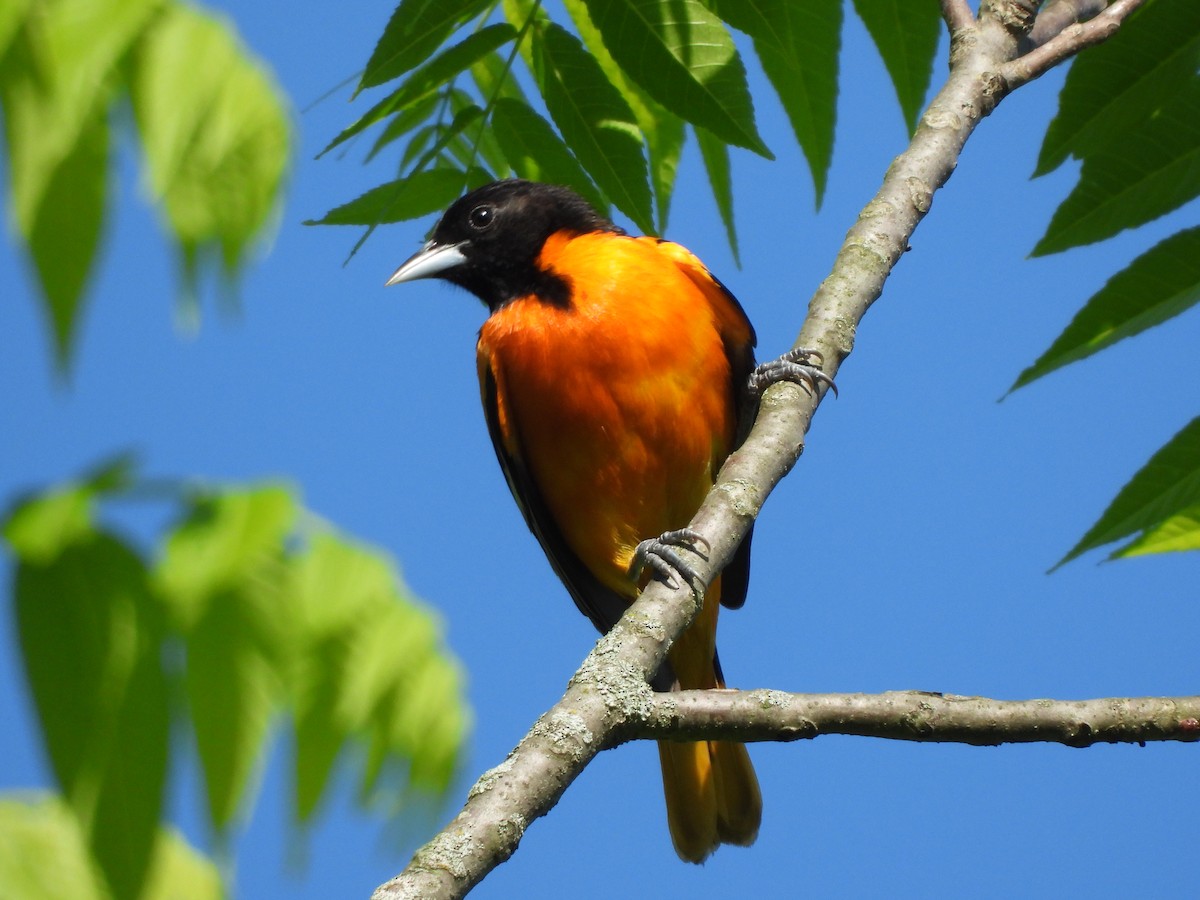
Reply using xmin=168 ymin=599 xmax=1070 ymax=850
xmin=1003 ymin=0 xmax=1149 ymax=89
xmin=638 ymin=690 xmax=1200 ymax=748
xmin=941 ymin=0 xmax=976 ymax=35
xmin=1027 ymin=0 xmax=1109 ymax=49
xmin=372 ymin=5 xmax=1155 ymax=898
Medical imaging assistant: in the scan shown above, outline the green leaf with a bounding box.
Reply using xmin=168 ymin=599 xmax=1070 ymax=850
xmin=1057 ymin=417 xmax=1200 ymax=568
xmin=14 ymin=534 xmax=169 ymax=900
xmin=1114 ymin=501 xmax=1200 ymax=558
xmin=0 ymin=0 xmax=157 ymax=366
xmin=128 ymin=4 xmax=290 ymax=283
xmin=1012 ymin=227 xmax=1200 ymax=390
xmin=359 ymin=0 xmax=492 ymax=91
xmin=156 ymin=485 xmax=297 ymax=629
xmin=711 ymin=0 xmax=838 ymax=203
xmin=1036 ymin=0 xmax=1200 ymax=176
xmin=185 ymin=583 xmax=286 ymax=833
xmin=4 ymin=486 xmax=95 ymax=564
xmin=1033 ymin=80 xmax=1200 ymax=256
xmin=695 ymin=126 xmax=739 ymax=266
xmin=531 ymin=22 xmax=653 ymax=232
xmin=471 ymin=48 xmax=530 ymax=106
xmin=0 ymin=0 xmax=29 ymax=60
xmin=0 ymin=794 xmax=223 ymax=900
xmin=307 ymin=167 xmax=473 ymax=226
xmin=446 ymin=86 xmax=510 ymax=177
xmin=852 ymin=0 xmax=940 ymax=135
xmin=366 ymin=93 xmax=440 ymax=162
xmin=490 ymin=98 xmax=607 ymax=214
xmin=562 ymin=0 xmax=682 ymax=231
xmin=323 ymin=23 xmax=516 ymax=159
xmin=290 ymin=534 xmax=469 ymax=818
xmin=580 ymin=0 xmax=770 ymax=159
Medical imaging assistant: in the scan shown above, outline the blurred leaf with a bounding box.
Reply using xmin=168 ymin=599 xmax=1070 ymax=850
xmin=581 ymin=0 xmax=770 ymax=159
xmin=562 ymin=0 xmax=681 ymax=231
xmin=695 ymin=126 xmax=739 ymax=266
xmin=711 ymin=0 xmax=837 ymax=203
xmin=0 ymin=794 xmax=222 ymax=900
xmin=360 ymin=0 xmax=492 ymax=91
xmin=13 ymin=533 xmax=168 ymax=900
xmin=128 ymin=4 xmax=290 ymax=283
xmin=471 ymin=48 xmax=529 ymax=105
xmin=0 ymin=0 xmax=29 ymax=59
xmin=1033 ymin=80 xmax=1200 ymax=256
xmin=322 ymin=23 xmax=516 ymax=159
xmin=185 ymin=583 xmax=287 ymax=833
xmin=156 ymin=484 xmax=296 ymax=629
xmin=1057 ymin=417 xmax=1200 ymax=568
xmin=1012 ymin=227 xmax=1200 ymax=390
xmin=0 ymin=0 xmax=158 ymax=366
xmin=4 ymin=486 xmax=95 ymax=564
xmin=1036 ymin=0 xmax=1200 ymax=176
xmin=290 ymin=534 xmax=467 ymax=817
xmin=491 ymin=98 xmax=607 ymax=214
xmin=447 ymin=86 xmax=510 ymax=177
xmin=852 ymin=0 xmax=940 ymax=134
xmin=531 ymin=22 xmax=653 ymax=232
xmin=306 ymin=167 xmax=474 ymax=226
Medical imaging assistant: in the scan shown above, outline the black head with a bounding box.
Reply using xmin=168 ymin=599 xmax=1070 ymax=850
xmin=386 ymin=179 xmax=620 ymax=310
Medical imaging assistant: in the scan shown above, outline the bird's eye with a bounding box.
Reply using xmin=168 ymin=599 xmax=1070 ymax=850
xmin=468 ymin=205 xmax=494 ymax=230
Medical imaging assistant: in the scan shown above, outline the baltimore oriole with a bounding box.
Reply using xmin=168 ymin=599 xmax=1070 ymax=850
xmin=387 ymin=179 xmax=827 ymax=863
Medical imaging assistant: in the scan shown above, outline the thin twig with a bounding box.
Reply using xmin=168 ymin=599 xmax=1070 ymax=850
xmin=1003 ymin=0 xmax=1149 ymax=89
xmin=1027 ymin=0 xmax=1109 ymax=49
xmin=941 ymin=0 xmax=977 ymax=35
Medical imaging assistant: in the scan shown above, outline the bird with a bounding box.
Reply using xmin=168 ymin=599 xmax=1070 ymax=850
xmin=387 ymin=179 xmax=827 ymax=863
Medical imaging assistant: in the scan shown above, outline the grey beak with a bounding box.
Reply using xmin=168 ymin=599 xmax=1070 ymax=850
xmin=385 ymin=240 xmax=468 ymax=286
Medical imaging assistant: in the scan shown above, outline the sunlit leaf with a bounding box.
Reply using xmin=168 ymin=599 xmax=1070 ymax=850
xmin=360 ymin=0 xmax=492 ymax=91
xmin=0 ymin=794 xmax=222 ymax=900
xmin=1114 ymin=501 xmax=1200 ymax=558
xmin=156 ymin=485 xmax=296 ymax=629
xmin=581 ymin=0 xmax=769 ymax=159
xmin=1057 ymin=417 xmax=1200 ymax=568
xmin=531 ymin=22 xmax=653 ymax=232
xmin=852 ymin=0 xmax=940 ymax=134
xmin=471 ymin=48 xmax=530 ymax=106
xmin=1033 ymin=80 xmax=1200 ymax=256
xmin=711 ymin=0 xmax=837 ymax=203
xmin=366 ymin=93 xmax=440 ymax=162
xmin=695 ymin=126 xmax=739 ymax=266
xmin=1012 ymin=227 xmax=1200 ymax=390
xmin=128 ymin=4 xmax=290 ymax=283
xmin=1036 ymin=0 xmax=1200 ymax=175
xmin=12 ymin=533 xmax=168 ymax=900
xmin=0 ymin=0 xmax=29 ymax=60
xmin=491 ymin=98 xmax=607 ymax=214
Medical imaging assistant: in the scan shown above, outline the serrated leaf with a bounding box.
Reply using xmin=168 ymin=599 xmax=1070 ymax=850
xmin=491 ymin=98 xmax=607 ymax=213
xmin=695 ymin=126 xmax=739 ymax=266
xmin=128 ymin=4 xmax=290 ymax=282
xmin=562 ymin=0 xmax=681 ymax=231
xmin=471 ymin=49 xmax=529 ymax=106
xmin=1033 ymin=80 xmax=1200 ymax=256
xmin=359 ymin=0 xmax=492 ymax=91
xmin=1057 ymin=417 xmax=1200 ymax=568
xmin=581 ymin=0 xmax=770 ymax=159
xmin=711 ymin=0 xmax=837 ymax=203
xmin=307 ymin=165 xmax=474 ymax=228
xmin=1036 ymin=0 xmax=1200 ymax=176
xmin=1012 ymin=227 xmax=1200 ymax=390
xmin=366 ymin=93 xmax=440 ymax=162
xmin=156 ymin=485 xmax=297 ymax=628
xmin=323 ymin=24 xmax=516 ymax=159
xmin=14 ymin=534 xmax=168 ymax=900
xmin=446 ymin=87 xmax=510 ymax=177
xmin=852 ymin=0 xmax=940 ymax=135
xmin=531 ymin=22 xmax=652 ymax=232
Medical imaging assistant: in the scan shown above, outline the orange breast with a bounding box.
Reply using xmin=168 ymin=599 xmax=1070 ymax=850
xmin=477 ymin=231 xmax=740 ymax=597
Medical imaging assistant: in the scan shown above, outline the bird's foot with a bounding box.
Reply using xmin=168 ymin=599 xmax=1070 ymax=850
xmin=629 ymin=528 xmax=710 ymax=593
xmin=748 ymin=347 xmax=837 ymax=399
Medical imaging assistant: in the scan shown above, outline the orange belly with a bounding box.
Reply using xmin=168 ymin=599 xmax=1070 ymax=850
xmin=477 ymin=232 xmax=736 ymax=596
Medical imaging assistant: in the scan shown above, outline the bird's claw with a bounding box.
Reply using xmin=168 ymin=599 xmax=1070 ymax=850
xmin=629 ymin=528 xmax=710 ymax=593
xmin=749 ymin=347 xmax=837 ymax=399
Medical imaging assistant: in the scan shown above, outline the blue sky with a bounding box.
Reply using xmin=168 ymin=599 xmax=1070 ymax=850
xmin=3 ymin=4 xmax=1197 ymax=898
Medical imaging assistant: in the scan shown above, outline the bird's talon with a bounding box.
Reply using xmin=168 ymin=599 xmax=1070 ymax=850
xmin=748 ymin=346 xmax=837 ymax=399
xmin=630 ymin=529 xmax=709 ymax=593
